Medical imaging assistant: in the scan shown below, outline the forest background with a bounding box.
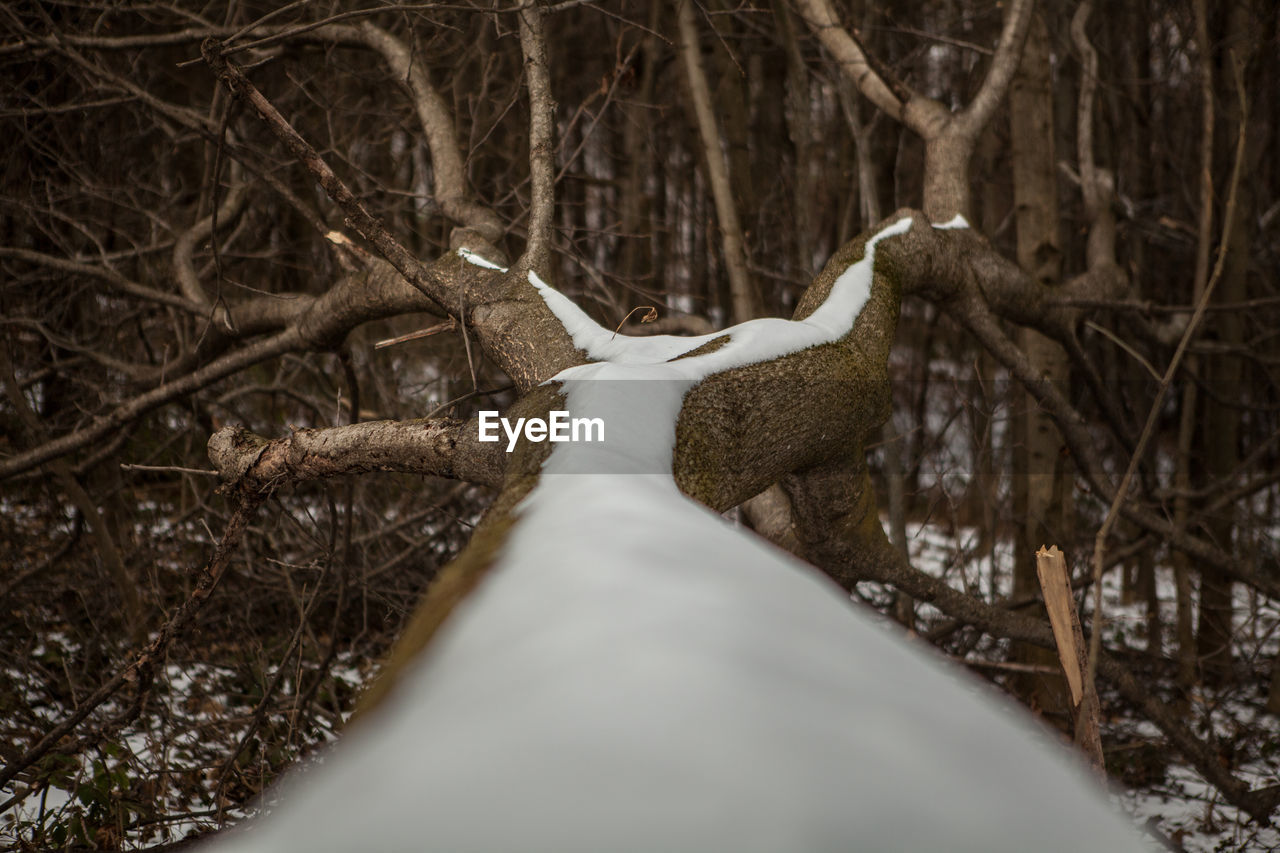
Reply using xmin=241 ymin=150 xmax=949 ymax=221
xmin=1 ymin=0 xmax=1278 ymax=849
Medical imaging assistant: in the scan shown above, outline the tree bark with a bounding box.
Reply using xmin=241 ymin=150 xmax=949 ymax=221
xmin=676 ymin=0 xmax=761 ymax=323
xmin=1009 ymin=11 xmax=1071 ymax=717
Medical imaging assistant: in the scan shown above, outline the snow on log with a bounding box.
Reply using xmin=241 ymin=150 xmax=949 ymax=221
xmin=205 ymin=217 xmax=1145 ymax=851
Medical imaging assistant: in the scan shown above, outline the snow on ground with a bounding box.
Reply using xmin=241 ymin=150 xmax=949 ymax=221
xmin=1 ymin=649 xmax=370 ymax=849
xmin=1123 ymin=756 xmax=1280 ymax=851
xmin=893 ymin=517 xmax=1280 ymax=852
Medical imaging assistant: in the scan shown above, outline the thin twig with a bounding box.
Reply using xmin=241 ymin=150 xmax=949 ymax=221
xmin=0 ymin=515 xmax=82 ymax=603
xmin=1085 ymin=52 xmax=1249 ymax=706
xmin=224 ymin=0 xmax=311 ymax=47
xmin=1084 ymin=320 xmax=1160 ymax=380
xmin=423 ymin=385 xmax=514 ymax=421
xmin=120 ymin=463 xmax=220 ymax=477
xmin=611 ymin=305 xmax=659 ymax=339
xmin=215 ymin=557 xmax=331 ymax=813
xmin=459 ymin=291 xmax=476 ymax=392
xmin=373 ymin=318 xmax=457 ymax=349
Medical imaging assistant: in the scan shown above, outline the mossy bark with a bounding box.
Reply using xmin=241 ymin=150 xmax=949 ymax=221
xmin=357 ymin=220 xmax=907 ymax=715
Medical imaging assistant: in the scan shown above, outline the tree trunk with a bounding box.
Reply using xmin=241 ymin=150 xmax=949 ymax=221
xmin=1196 ymin=0 xmax=1259 ymax=686
xmin=1008 ymin=12 xmax=1071 ymax=718
xmin=676 ymin=0 xmax=761 ymax=323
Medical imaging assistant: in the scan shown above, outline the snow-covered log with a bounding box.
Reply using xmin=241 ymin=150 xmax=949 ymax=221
xmin=205 ymin=217 xmax=1145 ymax=852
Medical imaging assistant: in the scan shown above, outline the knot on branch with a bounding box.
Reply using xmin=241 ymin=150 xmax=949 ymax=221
xmin=208 ymin=425 xmax=270 ymax=487
xmin=199 ymin=37 xmax=231 ymax=81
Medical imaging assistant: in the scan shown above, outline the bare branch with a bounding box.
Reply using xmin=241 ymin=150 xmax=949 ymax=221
xmin=0 ymin=25 xmax=222 ymax=56
xmin=1070 ymin=1 xmax=1118 ymax=269
xmin=841 ymin=213 xmax=1273 ymax=599
xmin=173 ymin=176 xmax=248 ymax=311
xmin=0 ymin=328 xmax=300 ymax=480
xmin=207 ymin=418 xmax=505 ymax=493
xmin=791 ymin=0 xmax=909 ymax=123
xmin=0 ymin=346 xmax=142 ymax=630
xmin=783 ymin=461 xmax=1280 ymax=823
xmin=200 ymin=40 xmax=450 ymax=308
xmin=351 ymin=23 xmax=505 ymax=245
xmin=119 ymin=463 xmax=219 ymax=477
xmin=1191 ymin=0 xmax=1215 ymax=298
xmin=199 ymin=39 xmax=582 ymax=389
xmin=516 ymin=4 xmax=556 ymax=267
xmin=0 ymin=247 xmax=204 ymax=314
xmin=956 ymin=0 xmax=1035 ymax=136
xmin=797 ymin=0 xmax=1031 ymax=220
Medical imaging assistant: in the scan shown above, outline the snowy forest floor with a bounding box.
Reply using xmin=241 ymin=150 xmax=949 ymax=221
xmin=2 ymin=507 xmax=1279 ymax=852
xmin=895 ymin=521 xmax=1280 ymax=852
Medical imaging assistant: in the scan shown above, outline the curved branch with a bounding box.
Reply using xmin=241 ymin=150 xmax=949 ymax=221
xmin=1070 ymin=2 xmax=1101 ymax=214
xmin=791 ymin=0 xmax=909 ymax=124
xmin=0 ymin=245 xmax=537 ymax=482
xmin=14 ymin=16 xmax=505 ymax=246
xmin=797 ymin=0 xmax=1032 ymax=220
xmin=956 ymin=0 xmax=1035 ymax=136
xmin=201 ymin=40 xmax=582 ymax=389
xmin=0 ymin=26 xmax=223 ymax=56
xmin=1070 ymin=2 xmax=1118 ymax=268
xmin=843 ymin=212 xmax=1274 ymax=599
xmin=351 ymin=23 xmax=504 ymax=245
xmin=173 ymin=176 xmax=248 ymax=310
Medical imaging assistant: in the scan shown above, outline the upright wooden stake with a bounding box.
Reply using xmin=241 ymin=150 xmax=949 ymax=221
xmin=1035 ymin=545 xmax=1105 ymax=773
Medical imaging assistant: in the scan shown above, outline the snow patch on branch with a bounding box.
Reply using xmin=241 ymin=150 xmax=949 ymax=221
xmin=522 ymin=216 xmax=914 ymax=478
xmin=530 ymin=215 xmax=913 ymax=371
xmin=456 ymin=247 xmax=508 ymax=271
xmin=932 ymin=213 xmax=971 ymax=230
